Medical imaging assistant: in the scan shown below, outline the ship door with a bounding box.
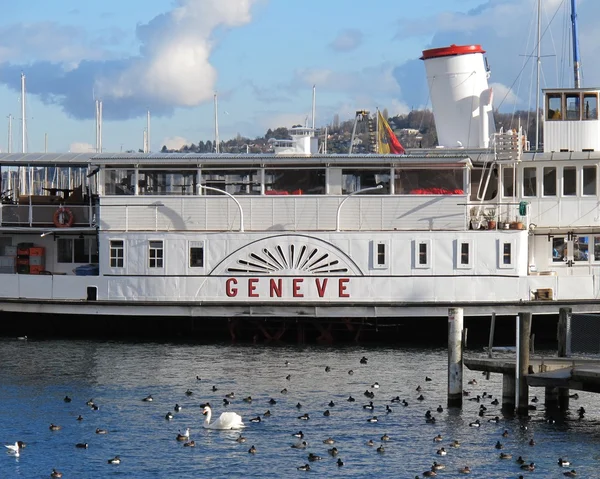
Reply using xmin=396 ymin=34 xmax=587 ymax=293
xmin=551 ymin=236 xmax=573 ymax=267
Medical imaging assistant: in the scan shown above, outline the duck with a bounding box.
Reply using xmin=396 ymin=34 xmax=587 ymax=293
xmin=570 ymin=393 xmax=579 ymax=400
xmin=248 ymin=445 xmax=257 ymax=454
xmin=363 ymin=401 xmax=374 ymax=410
xmin=337 ymin=458 xmax=344 ymax=466
xmin=76 ymin=415 xmax=84 ymax=421
xmin=376 ymin=444 xmax=385 ymax=453
xmin=499 ymin=452 xmax=512 ymax=459
xmin=196 ymin=375 xmax=201 ymax=380
xmin=325 ymin=366 xmax=331 ymax=372
xmin=328 ymin=400 xmax=335 ymax=407
xmin=108 ymin=456 xmax=121 ymax=464
xmin=558 ymin=458 xmax=571 ymax=467
xmin=263 ymin=410 xmax=271 ymax=417
xmin=165 ymin=412 xmax=174 ymax=420
xmin=225 ymin=392 xmax=235 ymax=399
xmin=436 ymin=405 xmax=444 ymax=413
xmin=516 ymin=456 xmax=525 ymax=464
xmin=348 ymin=369 xmax=354 ymax=375
xmin=385 ymin=405 xmax=392 ymax=413
xmin=502 ymin=429 xmax=509 ymax=437
xmin=297 ymin=464 xmax=310 ymax=471
xmin=433 ymin=434 xmax=443 ymax=442
xmin=436 ymin=448 xmax=447 ymax=456
xmin=495 ymin=441 xmax=503 ymax=449
xmin=416 ymin=385 xmax=422 ymax=392
xmin=563 ymin=470 xmax=577 ymax=477
xmin=371 ymin=382 xmax=380 ymax=389
xmin=432 ymin=461 xmax=445 ymax=470
xmin=459 ymin=465 xmax=472 ymax=474
xmin=422 ymin=468 xmax=437 ymax=477
xmin=520 ymin=462 xmax=536 ymax=471
xmin=174 ymin=404 xmax=182 ymax=412
xmin=417 ymin=394 xmax=425 ymax=401
xmin=425 ymin=376 xmax=432 ymax=381
xmin=49 ymin=423 xmax=62 ymax=431
xmin=75 ymin=443 xmax=88 ymax=449
xmin=529 ymin=439 xmax=536 ymax=446
xmin=488 ymin=416 xmax=500 ymax=423
xmin=367 ymin=416 xmax=378 ymax=423
xmin=236 ymin=435 xmax=247 ymax=443
xmin=64 ymin=396 xmax=72 ymax=403
xmin=426 ymin=416 xmax=436 ymax=424
xmin=381 ymin=433 xmax=390 ymax=441
xmin=269 ymin=398 xmax=277 ymax=405
xmin=183 ymin=440 xmax=196 ymax=447
xmin=391 ymin=396 xmax=401 ymax=402
xmin=296 ymin=402 xmax=302 ymax=409
xmin=243 ymin=396 xmax=252 ymax=403
xmin=285 ymin=374 xmax=291 ymax=380
xmin=298 ymin=413 xmax=310 ymax=420
xmin=450 ymin=440 xmax=460 ymax=448
xmin=249 ymin=416 xmax=261 ymax=423
xmin=176 ymin=429 xmax=190 ymax=441
xmin=360 ymin=356 xmax=368 ymax=364
xmin=280 ymin=388 xmax=288 ymax=394
xmin=51 ymin=469 xmax=63 ymax=478
xmin=491 ymin=398 xmax=499 ymax=405
xmin=86 ymin=398 xmax=94 ymax=406
xmin=308 ymin=453 xmax=322 ymax=461
xmin=531 ymin=396 xmax=539 ymax=403
xmin=91 ymin=404 xmax=99 ymax=411
xmin=95 ymin=428 xmax=108 ymax=434
xmin=291 ymin=441 xmax=307 ymax=449
xmin=328 ymin=447 xmax=339 ymax=456
xmin=223 ymin=398 xmax=231 ymax=406
xmin=402 ymin=399 xmax=409 ymax=407
xmin=468 ymin=419 xmax=481 ymax=427
xmin=347 ymin=395 xmax=355 ymax=402
xmin=468 ymin=379 xmax=477 ymax=385
xmin=212 ymin=385 xmax=218 ymax=392
xmin=323 ymin=409 xmax=331 ymax=416
xmin=323 ymin=437 xmax=335 ymax=444
xmin=203 ymin=406 xmax=244 ymax=429
xmin=366 ymin=439 xmax=375 ymax=446
xmin=5 ymin=442 xmax=20 ymax=457
xmin=292 ymin=431 xmax=304 ymax=438
xmin=142 ymin=394 xmax=153 ymax=402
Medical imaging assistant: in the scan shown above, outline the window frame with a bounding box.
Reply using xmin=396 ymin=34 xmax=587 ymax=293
xmin=456 ymin=239 xmax=473 ymax=270
xmin=414 ymin=239 xmax=432 ymax=269
xmin=582 ymin=165 xmax=597 ymax=196
xmin=148 ymin=240 xmax=164 ymax=269
xmin=371 ymin=240 xmax=389 ymax=269
xmin=498 ymin=239 xmax=515 ymax=269
xmin=189 ymin=241 xmax=205 ymax=269
xmin=109 ymin=239 xmax=125 ymax=268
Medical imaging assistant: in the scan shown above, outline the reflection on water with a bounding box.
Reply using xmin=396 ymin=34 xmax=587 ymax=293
xmin=1 ymin=339 xmax=599 ymax=478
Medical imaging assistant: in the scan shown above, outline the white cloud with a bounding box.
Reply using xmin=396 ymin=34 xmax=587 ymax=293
xmin=161 ymin=136 xmax=190 ymax=150
xmin=69 ymin=142 xmax=94 ymax=153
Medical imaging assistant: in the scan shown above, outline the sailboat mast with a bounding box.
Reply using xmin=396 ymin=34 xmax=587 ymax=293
xmin=7 ymin=114 xmax=12 ymax=154
xmin=534 ymin=0 xmax=541 ymax=151
xmin=571 ymin=0 xmax=581 ymax=88
xmin=214 ymin=93 xmax=220 ymax=153
xmin=311 ymin=85 xmax=316 ymax=130
xmin=21 ymin=73 xmax=26 ymax=153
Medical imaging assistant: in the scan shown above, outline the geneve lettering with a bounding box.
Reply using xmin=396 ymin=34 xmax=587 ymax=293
xmin=225 ymin=278 xmax=350 ymax=298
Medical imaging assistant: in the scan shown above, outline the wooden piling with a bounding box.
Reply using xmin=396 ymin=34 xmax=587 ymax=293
xmin=502 ymin=374 xmax=515 ymax=412
xmin=557 ymin=307 xmax=572 ymax=410
xmin=448 ymin=307 xmax=464 ymax=408
xmin=517 ymin=312 xmax=531 ymax=416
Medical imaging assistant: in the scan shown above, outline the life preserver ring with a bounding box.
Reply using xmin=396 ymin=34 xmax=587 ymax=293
xmin=53 ymin=207 xmax=74 ymax=228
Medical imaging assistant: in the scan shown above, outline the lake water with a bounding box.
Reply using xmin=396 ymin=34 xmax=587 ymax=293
xmin=1 ymin=339 xmax=599 ymax=478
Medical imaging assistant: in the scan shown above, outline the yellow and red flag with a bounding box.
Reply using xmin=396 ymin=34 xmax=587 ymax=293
xmin=377 ymin=111 xmax=405 ymax=154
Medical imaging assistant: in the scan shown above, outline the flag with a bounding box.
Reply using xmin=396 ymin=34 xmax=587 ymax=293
xmin=377 ymin=111 xmax=405 ymax=154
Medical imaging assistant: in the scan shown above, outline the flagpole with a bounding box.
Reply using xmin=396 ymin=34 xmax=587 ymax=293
xmin=375 ymin=109 xmax=380 ymax=154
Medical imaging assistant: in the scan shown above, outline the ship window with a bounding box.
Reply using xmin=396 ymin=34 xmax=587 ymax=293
xmin=583 ymin=93 xmax=598 ymax=120
xmin=502 ymin=167 xmax=514 ymax=197
xmin=563 ymin=167 xmax=576 ymax=196
xmin=264 ymin=169 xmax=325 ymax=195
xmin=552 ymin=237 xmax=566 ymax=262
xmin=110 ymin=240 xmax=124 ymax=268
xmin=498 ymin=239 xmax=515 ymax=268
xmin=574 ymin=236 xmax=589 ymax=262
xmin=414 ymin=240 xmax=431 ymax=269
xmin=105 ymin=169 xmax=135 ymax=195
xmin=565 ymin=93 xmax=580 ymax=120
xmin=189 ymin=242 xmax=204 ymax=268
xmin=547 ymin=93 xmax=562 ymax=120
xmin=342 ymin=169 xmax=390 ymax=194
xmin=57 ymin=238 xmax=97 ymax=264
xmin=460 ymin=243 xmax=469 ymax=265
xmin=502 ymin=243 xmax=512 ymax=265
xmin=138 ymin=170 xmax=198 ymax=196
xmin=377 ymin=243 xmax=386 ymax=265
xmin=201 ymin=169 xmax=260 ymax=195
xmin=371 ymin=240 xmax=389 ymax=269
xmin=594 ymin=236 xmax=600 ymax=261
xmin=395 ymin=168 xmax=464 ymax=195
xmin=456 ymin=240 xmax=473 ymax=269
xmin=523 ymin=167 xmax=537 ymax=197
xmin=148 ymin=240 xmax=164 ymax=268
xmin=583 ymin=166 xmax=597 ymax=196
xmin=542 ymin=167 xmax=556 ymax=196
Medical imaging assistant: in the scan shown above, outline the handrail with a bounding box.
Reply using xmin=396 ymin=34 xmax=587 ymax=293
xmin=199 ymin=185 xmax=244 ymax=232
xmin=335 ymin=185 xmax=383 ymax=232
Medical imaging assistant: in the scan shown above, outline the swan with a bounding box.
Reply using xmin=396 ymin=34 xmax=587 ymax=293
xmin=202 ymin=406 xmax=244 ymax=430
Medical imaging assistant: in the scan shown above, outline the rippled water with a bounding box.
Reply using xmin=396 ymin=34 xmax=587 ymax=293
xmin=1 ymin=339 xmax=600 ymax=478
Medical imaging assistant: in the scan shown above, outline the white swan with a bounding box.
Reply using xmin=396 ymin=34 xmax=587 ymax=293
xmin=202 ymin=406 xmax=244 ymax=430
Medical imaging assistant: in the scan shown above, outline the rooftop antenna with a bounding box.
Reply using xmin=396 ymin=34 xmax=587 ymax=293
xmin=214 ymin=92 xmax=220 ymax=153
xmin=311 ymin=84 xmax=316 ymax=130
xmin=7 ymin=114 xmax=12 ymax=154
xmin=20 ymin=72 xmax=26 ymax=153
xmin=571 ymin=0 xmax=581 ymax=88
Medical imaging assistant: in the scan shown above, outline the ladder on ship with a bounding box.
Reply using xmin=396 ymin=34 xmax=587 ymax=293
xmin=349 ymin=110 xmax=377 ymax=154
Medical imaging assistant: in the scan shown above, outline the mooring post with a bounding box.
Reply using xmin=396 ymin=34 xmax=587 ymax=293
xmin=517 ymin=312 xmax=532 ymax=416
xmin=557 ymin=307 xmax=572 ymax=410
xmin=448 ymin=307 xmax=464 ymax=408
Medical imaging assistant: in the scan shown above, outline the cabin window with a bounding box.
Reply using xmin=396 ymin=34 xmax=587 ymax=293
xmin=456 ymin=240 xmax=473 ymax=269
xmin=395 ymin=168 xmax=464 ymax=195
xmin=104 ymin=169 xmax=136 ymax=195
xmin=148 ymin=240 xmax=164 ymax=268
xmin=264 ymin=169 xmax=325 ymax=195
xmin=583 ymin=166 xmax=596 ymax=196
xmin=547 ymin=93 xmax=562 ymax=120
xmin=594 ymin=236 xmax=600 ymax=261
xmin=138 ymin=170 xmax=198 ymax=195
xmin=342 ymin=169 xmax=390 ymax=194
xmin=583 ymin=93 xmax=598 ymax=120
xmin=552 ymin=237 xmax=566 ymax=262
xmin=497 ymin=240 xmax=515 ymax=268
xmin=523 ymin=167 xmax=537 ymax=197
xmin=542 ymin=167 xmax=556 ymax=196
xmin=57 ymin=238 xmax=97 ymax=264
xmin=565 ymin=93 xmax=580 ymax=120
xmin=574 ymin=236 xmax=589 ymax=262
xmin=414 ymin=240 xmax=431 ymax=269
xmin=502 ymin=167 xmax=514 ymax=197
xmin=371 ymin=240 xmax=389 ymax=269
xmin=109 ymin=240 xmax=124 ymax=268
xmin=189 ymin=242 xmax=204 ymax=268
xmin=201 ymin=170 xmax=260 ymax=195
xmin=377 ymin=243 xmax=386 ymax=265
xmin=563 ymin=167 xmax=576 ymax=196
xmin=502 ymin=243 xmax=511 ymax=264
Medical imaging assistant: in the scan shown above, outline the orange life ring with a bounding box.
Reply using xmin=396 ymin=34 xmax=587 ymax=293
xmin=53 ymin=207 xmax=74 ymax=228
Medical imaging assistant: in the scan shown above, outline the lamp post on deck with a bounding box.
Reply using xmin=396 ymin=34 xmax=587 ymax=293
xmin=198 ymin=184 xmax=244 ymax=232
xmin=335 ymin=184 xmax=383 ymax=232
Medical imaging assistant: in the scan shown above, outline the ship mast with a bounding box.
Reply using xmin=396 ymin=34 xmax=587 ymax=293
xmin=534 ymin=0 xmax=541 ymax=151
xmin=571 ymin=0 xmax=581 ymax=88
xmin=21 ymin=72 xmax=26 ymax=153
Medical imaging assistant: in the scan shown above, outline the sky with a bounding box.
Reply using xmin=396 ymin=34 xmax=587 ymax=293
xmin=1 ymin=0 xmax=599 ymax=153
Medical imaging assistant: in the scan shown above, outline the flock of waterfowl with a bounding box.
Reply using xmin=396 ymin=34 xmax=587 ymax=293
xmin=3 ymin=351 xmax=590 ymax=477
